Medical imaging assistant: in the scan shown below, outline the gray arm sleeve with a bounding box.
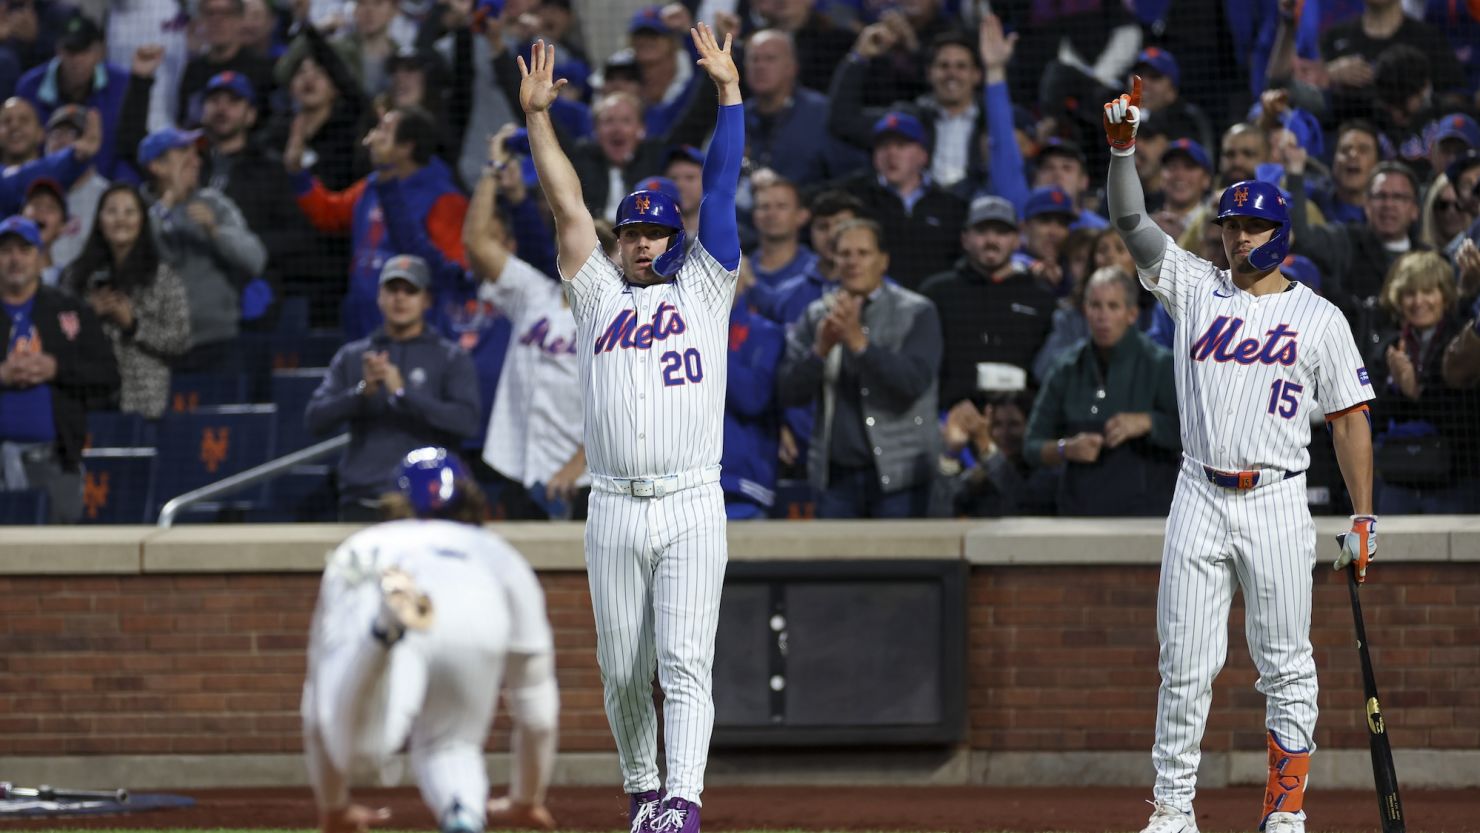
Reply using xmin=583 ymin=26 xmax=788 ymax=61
xmin=1106 ymin=154 xmax=1168 ymax=280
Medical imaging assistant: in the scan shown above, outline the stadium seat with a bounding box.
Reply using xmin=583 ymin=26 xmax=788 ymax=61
xmin=168 ymin=372 xmax=250 ymax=414
xmin=771 ymin=479 xmax=817 ymax=520
xmin=80 ymin=448 xmax=158 ymax=524
xmin=241 ymin=331 xmax=343 ymax=372
xmin=152 ymin=404 xmax=278 ymax=521
xmin=0 ymin=489 xmax=48 ymax=525
xmin=270 ymin=368 xmax=329 ymax=453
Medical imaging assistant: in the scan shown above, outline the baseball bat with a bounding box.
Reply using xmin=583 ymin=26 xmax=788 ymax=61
xmin=1346 ymin=565 xmax=1404 ymax=833
xmin=0 ymin=782 xmax=129 ymax=803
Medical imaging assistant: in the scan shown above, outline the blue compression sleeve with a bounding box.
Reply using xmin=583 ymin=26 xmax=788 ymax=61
xmin=698 ymin=103 xmax=744 ymax=270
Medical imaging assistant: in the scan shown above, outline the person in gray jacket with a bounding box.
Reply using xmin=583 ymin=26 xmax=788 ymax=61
xmin=139 ymin=127 xmax=267 ymax=371
xmin=777 ymin=218 xmax=943 ymax=517
xmin=306 ymin=255 xmax=481 ymax=522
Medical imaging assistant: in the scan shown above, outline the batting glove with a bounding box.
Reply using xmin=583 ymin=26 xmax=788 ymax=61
xmin=1102 ymin=75 xmax=1142 ymax=156
xmin=1334 ymin=514 xmax=1377 ymax=583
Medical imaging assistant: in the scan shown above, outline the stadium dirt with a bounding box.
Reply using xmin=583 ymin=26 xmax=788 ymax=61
xmin=2 ymin=785 xmax=1477 ymax=832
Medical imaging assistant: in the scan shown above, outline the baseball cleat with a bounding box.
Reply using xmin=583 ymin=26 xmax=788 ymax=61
xmin=1139 ymin=800 xmax=1197 ymax=833
xmin=629 ymin=789 xmax=662 ymax=833
xmin=649 ymin=796 xmax=700 ymax=833
xmin=1263 ymin=811 xmax=1304 ymax=833
xmin=373 ymin=567 xmax=434 ymax=645
xmin=439 ymin=799 xmax=482 ymax=833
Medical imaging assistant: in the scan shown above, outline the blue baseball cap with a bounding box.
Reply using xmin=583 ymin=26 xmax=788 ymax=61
xmin=629 ymin=5 xmax=669 ymax=34
xmin=205 ymin=70 xmax=255 ymax=101
xmin=1162 ymin=137 xmax=1212 ymax=172
xmin=1280 ymin=253 xmax=1322 ymax=293
xmin=502 ymin=127 xmax=531 ymax=156
xmin=1134 ymin=46 xmax=1179 ymax=88
xmin=0 ymin=215 xmax=42 ymax=248
xmin=139 ymin=127 xmax=205 ymax=166
xmin=635 ymin=175 xmax=681 ymax=203
xmin=1432 ymin=113 xmax=1480 ymax=150
xmin=1024 ymin=185 xmax=1077 ymax=221
xmin=872 ymin=111 xmax=926 ymax=147
xmin=471 ymin=0 xmax=503 ymax=31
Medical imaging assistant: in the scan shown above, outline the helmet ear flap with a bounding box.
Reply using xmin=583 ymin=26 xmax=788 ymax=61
xmin=652 ymin=230 xmax=687 ymax=278
xmin=1247 ymin=221 xmax=1291 ymax=273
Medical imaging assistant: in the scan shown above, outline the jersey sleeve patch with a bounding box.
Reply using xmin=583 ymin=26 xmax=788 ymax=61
xmin=1357 ymin=367 xmax=1371 ymax=386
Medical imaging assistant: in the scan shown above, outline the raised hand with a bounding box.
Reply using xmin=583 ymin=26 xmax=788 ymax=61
xmin=1102 ymin=74 xmax=1142 ymax=155
xmin=72 ymin=108 xmax=103 ymax=163
xmin=692 ymin=22 xmax=737 ymax=92
xmin=517 ymin=40 xmax=567 ymax=114
xmin=979 ymin=13 xmax=1016 ymax=79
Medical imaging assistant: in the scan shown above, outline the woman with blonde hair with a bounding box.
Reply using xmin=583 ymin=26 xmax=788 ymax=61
xmin=1368 ymin=250 xmax=1480 ymax=512
xmin=1417 ymin=173 xmax=1475 ymax=250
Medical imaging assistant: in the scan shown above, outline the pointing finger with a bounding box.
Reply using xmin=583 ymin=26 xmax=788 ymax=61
xmin=1129 ymin=74 xmax=1142 ymax=108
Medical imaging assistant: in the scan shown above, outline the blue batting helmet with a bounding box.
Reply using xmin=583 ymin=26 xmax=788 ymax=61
xmin=1213 ymin=180 xmax=1291 ymax=273
xmin=396 ymin=447 xmax=470 ymax=518
xmin=614 ymin=189 xmax=686 ymax=278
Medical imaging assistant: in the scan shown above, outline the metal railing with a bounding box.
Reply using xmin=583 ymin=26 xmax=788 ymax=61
xmin=156 ymin=434 xmax=349 ymax=528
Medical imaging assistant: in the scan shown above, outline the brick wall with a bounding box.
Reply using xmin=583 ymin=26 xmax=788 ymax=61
xmin=1 ymin=565 xmax=1476 ymax=757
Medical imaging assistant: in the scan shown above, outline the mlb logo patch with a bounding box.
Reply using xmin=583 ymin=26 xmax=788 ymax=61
xmin=1358 ymin=368 xmax=1371 ymax=386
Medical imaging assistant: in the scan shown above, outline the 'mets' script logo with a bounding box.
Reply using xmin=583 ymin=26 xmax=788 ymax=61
xmin=594 ymin=303 xmax=687 ymax=353
xmin=1191 ymin=316 xmax=1299 ymax=366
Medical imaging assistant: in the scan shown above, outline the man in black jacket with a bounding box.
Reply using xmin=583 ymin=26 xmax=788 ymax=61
xmin=0 ymin=215 xmax=119 ymax=523
xmin=834 ymin=111 xmax=967 ymax=289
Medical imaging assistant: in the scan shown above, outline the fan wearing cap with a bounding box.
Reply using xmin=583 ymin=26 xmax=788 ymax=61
xmin=37 ymin=105 xmax=110 ymax=280
xmin=1128 ymin=48 xmax=1213 ymax=154
xmin=1019 ymin=185 xmax=1079 ymax=294
xmin=176 ymin=0 xmax=273 ymax=126
xmin=628 ymin=5 xmax=709 ymax=139
xmin=0 ymin=97 xmax=101 ymax=219
xmin=307 ymin=255 xmax=480 ymax=521
xmin=1427 ymin=113 xmax=1480 ymax=184
xmin=15 ymin=14 xmax=129 ymax=180
xmin=832 ymin=111 xmax=967 ymax=289
xmin=138 ymin=125 xmax=267 ymax=369
xmin=1031 ymin=139 xmax=1109 ymax=230
xmin=1154 ymin=138 xmax=1213 ymax=238
xmin=20 ymin=177 xmax=68 ymax=286
xmin=0 ymin=214 xmax=119 ymax=523
xmin=921 ymin=194 xmax=1056 ymax=407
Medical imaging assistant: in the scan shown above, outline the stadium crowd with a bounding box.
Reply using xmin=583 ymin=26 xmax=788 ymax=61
xmin=1 ymin=0 xmax=1479 ymax=523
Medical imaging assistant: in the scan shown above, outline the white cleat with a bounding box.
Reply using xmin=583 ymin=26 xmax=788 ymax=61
xmin=1264 ymin=811 xmax=1305 ymax=833
xmin=1140 ymin=801 xmax=1198 ymax=833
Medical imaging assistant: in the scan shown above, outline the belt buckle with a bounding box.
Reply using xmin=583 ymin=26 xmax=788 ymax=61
xmin=629 ymin=479 xmax=655 ymax=498
xmin=1237 ymin=471 xmax=1257 ymax=490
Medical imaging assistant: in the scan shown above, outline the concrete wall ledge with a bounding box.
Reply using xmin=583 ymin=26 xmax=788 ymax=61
xmin=2 ymin=516 xmax=1477 ymax=574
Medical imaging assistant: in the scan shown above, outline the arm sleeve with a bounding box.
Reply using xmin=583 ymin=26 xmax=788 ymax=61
xmin=391 ymin=345 xmax=481 ymax=439
xmin=983 ymin=80 xmax=1030 ymax=214
xmin=305 ymin=347 xmax=368 ymax=436
xmin=854 ymin=302 xmax=944 ymax=408
xmin=117 ymin=73 xmax=154 ymax=172
xmin=696 ymin=103 xmax=743 ymax=270
xmin=1106 ymin=153 xmax=1169 ymax=286
xmin=1023 ymin=361 xmax=1069 ymax=468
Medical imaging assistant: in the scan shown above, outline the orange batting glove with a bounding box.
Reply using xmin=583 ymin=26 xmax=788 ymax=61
xmin=1335 ymin=514 xmax=1377 ymax=583
xmin=1102 ymin=75 xmax=1142 ymax=156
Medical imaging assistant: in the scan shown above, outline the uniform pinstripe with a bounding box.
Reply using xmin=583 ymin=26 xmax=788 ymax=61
xmin=1141 ymin=235 xmax=1372 ymax=812
xmin=565 ymin=241 xmax=737 ymax=803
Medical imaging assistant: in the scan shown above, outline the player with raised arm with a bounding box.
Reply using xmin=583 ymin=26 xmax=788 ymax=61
xmin=519 ymin=25 xmax=742 ymax=833
xmin=1104 ymin=78 xmax=1377 ymax=833
xmin=301 ymin=448 xmax=558 ymax=833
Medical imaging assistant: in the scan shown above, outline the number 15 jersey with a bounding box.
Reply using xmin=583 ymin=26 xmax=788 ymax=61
xmin=1144 ymin=235 xmax=1373 ymax=475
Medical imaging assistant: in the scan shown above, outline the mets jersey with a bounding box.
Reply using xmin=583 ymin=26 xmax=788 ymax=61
xmin=564 ymin=242 xmax=737 ymax=479
xmin=1144 ymin=235 xmax=1373 ymax=474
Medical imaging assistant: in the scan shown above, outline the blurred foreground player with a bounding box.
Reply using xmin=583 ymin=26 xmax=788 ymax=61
xmin=301 ymin=447 xmax=559 ymax=833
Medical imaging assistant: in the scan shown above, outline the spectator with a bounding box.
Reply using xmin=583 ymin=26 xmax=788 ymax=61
xmin=0 ymin=97 xmax=43 ymax=167
xmin=288 ymin=106 xmax=468 ymax=341
xmin=1418 ymin=174 xmax=1473 ymax=252
xmin=15 ymin=15 xmax=129 ymax=180
xmin=39 ymin=105 xmax=109 ymax=281
xmin=1218 ymin=122 xmax=1269 ymax=188
xmin=747 ymin=174 xmax=815 ymax=290
xmin=305 ymin=255 xmax=480 ymax=522
xmin=1025 ymin=267 xmax=1180 ymax=517
xmin=1427 ymin=113 xmax=1478 ymax=181
xmin=278 ymin=0 xmax=400 ymax=100
xmin=829 ymin=29 xmax=985 ymax=193
xmin=742 ymin=29 xmax=846 ymax=188
xmin=241 ymin=0 xmax=286 ymax=61
xmin=856 ymin=0 xmax=966 ymax=107
xmin=60 ymin=183 xmax=190 ymax=419
xmin=1368 ymin=251 xmax=1480 ymax=512
xmin=1129 ymin=47 xmax=1214 ymax=154
xmin=176 ymin=0 xmax=275 ymax=126
xmin=105 ymin=8 xmax=188 ymax=135
xmin=1441 ymin=298 xmax=1480 ymax=390
xmin=722 ymin=257 xmax=784 ymax=520
xmin=20 ymin=177 xmax=65 ymax=285
xmin=266 ymin=46 xmax=367 ymax=190
xmin=776 ymin=219 xmax=943 ymax=518
xmin=1289 ymin=155 xmax=1425 ymax=347
xmin=1020 ymin=185 xmax=1077 ymax=295
xmin=1321 ymin=0 xmax=1466 ymax=103
xmin=139 ymin=126 xmax=268 ymax=370
xmin=834 ymin=111 xmax=967 ymax=289
xmin=1369 ymin=45 xmax=1438 ymax=174
xmin=663 ymin=145 xmax=703 ymax=234
xmin=628 ymin=5 xmax=704 ymax=139
xmin=1315 ymin=120 xmax=1383 ymax=226
xmin=921 ymin=195 xmax=1055 ymax=408
xmin=1 ymin=0 xmax=76 ymax=72
xmin=1152 ymin=138 xmax=1214 ymax=242
xmin=0 ymin=215 xmax=119 ymax=523
xmin=466 ymin=135 xmax=586 ymax=521
xmin=750 ymin=0 xmax=855 ymax=96
xmin=1030 ymin=139 xmax=1108 ymax=230
xmin=939 ymin=390 xmax=1057 ymax=517
xmin=1032 ymin=228 xmax=1139 ymax=381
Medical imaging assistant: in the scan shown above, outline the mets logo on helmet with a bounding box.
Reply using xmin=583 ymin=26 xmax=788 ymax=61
xmin=635 ymin=195 xmax=651 ymax=213
xmin=1234 ymin=187 xmax=1249 ymax=207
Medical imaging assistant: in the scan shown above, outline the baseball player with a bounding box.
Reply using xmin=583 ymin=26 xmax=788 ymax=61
xmin=1104 ymin=78 xmax=1377 ymax=833
xmin=517 ymin=25 xmax=741 ymax=833
xmin=301 ymin=448 xmax=559 ymax=833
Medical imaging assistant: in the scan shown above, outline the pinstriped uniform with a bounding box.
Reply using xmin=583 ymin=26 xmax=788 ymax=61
xmin=1140 ymin=235 xmax=1373 ymax=812
xmin=564 ymin=242 xmax=737 ymax=803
